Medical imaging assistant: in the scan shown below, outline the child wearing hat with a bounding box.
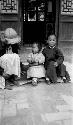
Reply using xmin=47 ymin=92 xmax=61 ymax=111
xmin=4 ymin=28 xmax=26 ymax=76
xmin=42 ymin=34 xmax=71 ymax=84
xmin=0 ymin=28 xmax=21 ymax=89
xmin=27 ymin=42 xmax=45 ymax=86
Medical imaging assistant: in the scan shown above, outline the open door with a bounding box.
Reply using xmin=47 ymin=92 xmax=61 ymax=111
xmin=23 ymin=0 xmax=56 ymax=44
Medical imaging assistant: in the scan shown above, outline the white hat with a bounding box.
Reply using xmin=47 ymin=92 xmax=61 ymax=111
xmin=5 ymin=28 xmax=21 ymax=44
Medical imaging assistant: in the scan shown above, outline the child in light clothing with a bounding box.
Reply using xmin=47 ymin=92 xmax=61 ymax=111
xmin=0 ymin=44 xmax=20 ymax=89
xmin=27 ymin=42 xmax=45 ymax=86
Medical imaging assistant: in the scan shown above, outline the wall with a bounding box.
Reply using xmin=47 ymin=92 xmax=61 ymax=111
xmin=1 ymin=0 xmax=21 ymax=36
xmin=58 ymin=0 xmax=73 ymax=63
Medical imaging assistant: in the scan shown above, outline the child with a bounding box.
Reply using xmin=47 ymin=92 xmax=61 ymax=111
xmin=0 ymin=44 xmax=20 ymax=89
xmin=4 ymin=28 xmax=25 ymax=75
xmin=27 ymin=42 xmax=45 ymax=86
xmin=42 ymin=34 xmax=71 ymax=84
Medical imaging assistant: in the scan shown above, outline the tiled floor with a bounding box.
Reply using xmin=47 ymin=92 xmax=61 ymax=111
xmin=0 ymin=82 xmax=73 ymax=125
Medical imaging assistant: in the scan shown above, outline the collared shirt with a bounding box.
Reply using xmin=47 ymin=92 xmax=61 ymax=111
xmin=49 ymin=45 xmax=56 ymax=49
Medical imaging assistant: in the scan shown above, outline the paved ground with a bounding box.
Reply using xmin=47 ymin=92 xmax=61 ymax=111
xmin=0 ymin=45 xmax=73 ymax=125
xmin=0 ymin=82 xmax=73 ymax=125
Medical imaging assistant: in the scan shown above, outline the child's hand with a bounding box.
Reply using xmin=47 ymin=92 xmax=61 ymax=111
xmin=54 ymin=62 xmax=58 ymax=67
xmin=35 ymin=58 xmax=38 ymax=63
xmin=28 ymin=57 xmax=36 ymax=63
xmin=31 ymin=57 xmax=35 ymax=63
xmin=27 ymin=57 xmax=32 ymax=63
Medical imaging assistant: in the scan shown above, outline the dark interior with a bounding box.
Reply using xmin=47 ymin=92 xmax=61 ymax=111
xmin=23 ymin=0 xmax=56 ymax=44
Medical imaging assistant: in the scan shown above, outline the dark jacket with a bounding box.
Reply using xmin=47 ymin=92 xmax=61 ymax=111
xmin=42 ymin=46 xmax=64 ymax=69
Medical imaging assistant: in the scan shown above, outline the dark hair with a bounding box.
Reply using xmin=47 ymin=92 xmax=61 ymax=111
xmin=6 ymin=44 xmax=11 ymax=49
xmin=6 ymin=44 xmax=12 ymax=51
xmin=6 ymin=43 xmax=19 ymax=54
xmin=48 ymin=34 xmax=56 ymax=40
xmin=32 ymin=42 xmax=42 ymax=52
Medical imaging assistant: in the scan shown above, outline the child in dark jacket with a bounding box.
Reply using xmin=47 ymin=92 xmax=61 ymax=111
xmin=42 ymin=34 xmax=70 ymax=84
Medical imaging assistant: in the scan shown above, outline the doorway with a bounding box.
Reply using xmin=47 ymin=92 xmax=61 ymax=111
xmin=23 ymin=0 xmax=56 ymax=44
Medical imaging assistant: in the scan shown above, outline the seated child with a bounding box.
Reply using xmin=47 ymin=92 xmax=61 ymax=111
xmin=4 ymin=28 xmax=25 ymax=76
xmin=27 ymin=42 xmax=45 ymax=86
xmin=42 ymin=34 xmax=71 ymax=84
xmin=0 ymin=44 xmax=20 ymax=89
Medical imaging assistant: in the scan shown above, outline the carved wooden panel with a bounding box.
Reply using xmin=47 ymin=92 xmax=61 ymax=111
xmin=61 ymin=0 xmax=73 ymax=15
xmin=1 ymin=0 xmax=18 ymax=14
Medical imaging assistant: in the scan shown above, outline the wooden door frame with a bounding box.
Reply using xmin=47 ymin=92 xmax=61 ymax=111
xmin=55 ymin=0 xmax=60 ymax=46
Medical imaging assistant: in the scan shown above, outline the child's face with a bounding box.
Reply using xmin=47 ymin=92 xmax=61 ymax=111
xmin=32 ymin=43 xmax=39 ymax=53
xmin=47 ymin=35 xmax=56 ymax=47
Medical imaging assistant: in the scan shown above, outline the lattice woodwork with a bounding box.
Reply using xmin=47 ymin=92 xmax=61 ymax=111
xmin=1 ymin=0 xmax=18 ymax=14
xmin=61 ymin=0 xmax=73 ymax=15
